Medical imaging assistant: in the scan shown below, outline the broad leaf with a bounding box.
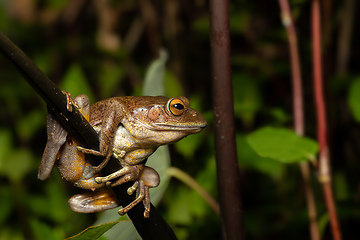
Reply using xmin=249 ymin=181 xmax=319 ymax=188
xmin=66 ymin=220 xmax=124 ymax=240
xmin=247 ymin=127 xmax=318 ymax=163
xmin=60 ymin=64 xmax=95 ymax=102
xmin=142 ymin=49 xmax=168 ymax=96
xmin=237 ymin=134 xmax=284 ymax=179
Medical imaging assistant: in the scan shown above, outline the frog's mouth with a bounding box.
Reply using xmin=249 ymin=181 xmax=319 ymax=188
xmin=132 ymin=118 xmax=206 ymax=133
xmin=152 ymin=122 xmax=207 ymax=132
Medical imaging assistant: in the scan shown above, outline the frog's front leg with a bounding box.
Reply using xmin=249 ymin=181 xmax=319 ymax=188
xmin=118 ymin=166 xmax=160 ymax=218
xmin=77 ymin=101 xmax=127 ymax=172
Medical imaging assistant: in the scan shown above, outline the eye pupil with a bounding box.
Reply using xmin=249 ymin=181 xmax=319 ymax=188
xmin=173 ymin=103 xmax=184 ymax=110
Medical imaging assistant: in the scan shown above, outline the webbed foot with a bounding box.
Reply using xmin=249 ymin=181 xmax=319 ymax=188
xmin=95 ymin=164 xmax=143 ymax=186
xmin=117 ymin=166 xmax=160 ymax=218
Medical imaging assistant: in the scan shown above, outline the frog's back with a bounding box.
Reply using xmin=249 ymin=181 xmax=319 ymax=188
xmin=89 ymin=96 xmax=169 ymax=125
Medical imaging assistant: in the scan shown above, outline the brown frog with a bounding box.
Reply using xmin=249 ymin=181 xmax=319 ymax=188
xmin=38 ymin=92 xmax=207 ymax=217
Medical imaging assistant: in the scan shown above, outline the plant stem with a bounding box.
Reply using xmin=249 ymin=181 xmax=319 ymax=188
xmin=209 ymin=0 xmax=245 ymax=239
xmin=167 ymin=167 xmax=220 ymax=215
xmin=277 ymin=1 xmax=320 ymax=239
xmin=311 ymin=1 xmax=342 ymax=239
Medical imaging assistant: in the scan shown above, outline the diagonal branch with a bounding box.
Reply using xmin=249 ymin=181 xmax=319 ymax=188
xmin=0 ymin=31 xmax=176 ymax=240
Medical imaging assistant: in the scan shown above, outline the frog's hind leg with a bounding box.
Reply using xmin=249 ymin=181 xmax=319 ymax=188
xmin=69 ymin=188 xmax=119 ymax=213
xmin=38 ymin=93 xmax=90 ymax=181
xmin=38 ymin=113 xmax=68 ymax=180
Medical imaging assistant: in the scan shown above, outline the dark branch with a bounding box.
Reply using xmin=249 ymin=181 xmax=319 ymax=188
xmin=209 ymin=1 xmax=245 ymax=240
xmin=0 ymin=31 xmax=176 ymax=240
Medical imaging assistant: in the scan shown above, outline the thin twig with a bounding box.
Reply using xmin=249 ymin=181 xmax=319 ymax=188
xmin=0 ymin=31 xmax=177 ymax=240
xmin=277 ymin=1 xmax=320 ymax=239
xmin=209 ymin=0 xmax=245 ymax=239
xmin=311 ymin=1 xmax=342 ymax=239
xmin=167 ymin=167 xmax=220 ymax=215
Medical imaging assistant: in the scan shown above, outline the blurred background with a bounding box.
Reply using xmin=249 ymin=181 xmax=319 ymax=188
xmin=0 ymin=0 xmax=359 ymax=239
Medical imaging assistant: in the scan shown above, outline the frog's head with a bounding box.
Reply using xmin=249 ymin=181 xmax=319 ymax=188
xmin=131 ymin=96 xmax=207 ymax=143
xmin=151 ymin=96 xmax=206 ymax=132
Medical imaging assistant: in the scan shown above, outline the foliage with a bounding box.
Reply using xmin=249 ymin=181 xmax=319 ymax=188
xmin=247 ymin=126 xmax=318 ymax=163
xmin=66 ymin=220 xmax=124 ymax=240
xmin=0 ymin=1 xmax=359 ymax=240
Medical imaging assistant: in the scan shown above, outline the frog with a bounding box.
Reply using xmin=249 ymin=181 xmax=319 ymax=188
xmin=38 ymin=92 xmax=207 ymax=217
xmin=79 ymin=95 xmax=207 ymax=187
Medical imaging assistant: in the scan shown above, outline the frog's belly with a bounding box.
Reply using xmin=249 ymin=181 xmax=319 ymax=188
xmin=112 ymin=126 xmax=156 ymax=164
xmin=113 ymin=126 xmax=138 ymax=151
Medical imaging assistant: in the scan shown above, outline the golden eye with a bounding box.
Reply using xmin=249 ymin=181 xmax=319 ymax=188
xmin=167 ymin=98 xmax=185 ymax=116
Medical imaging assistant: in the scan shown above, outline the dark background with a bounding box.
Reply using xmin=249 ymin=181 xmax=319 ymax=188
xmin=0 ymin=0 xmax=359 ymax=239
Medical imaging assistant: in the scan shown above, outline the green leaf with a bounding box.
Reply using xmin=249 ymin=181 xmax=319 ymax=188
xmin=146 ymin=145 xmax=171 ymax=204
xmin=60 ymin=65 xmax=95 ymax=102
xmin=164 ymin=69 xmax=184 ymax=97
xmin=4 ymin=148 xmax=34 ymax=182
xmin=30 ymin=217 xmax=64 ymax=240
xmin=66 ymin=220 xmax=124 ymax=240
xmin=0 ymin=186 xmax=13 ymax=226
xmin=16 ymin=109 xmax=45 ymax=141
xmin=233 ymin=74 xmax=262 ymax=126
xmin=237 ymin=134 xmax=284 ymax=179
xmin=246 ymin=127 xmax=318 ymax=163
xmin=94 ymin=212 xmax=139 ymax=240
xmin=0 ymin=129 xmax=13 ymax=175
xmin=99 ymin=63 xmax=124 ymax=99
xmin=142 ymin=49 xmax=168 ymax=96
xmin=348 ymin=77 xmax=360 ymax=122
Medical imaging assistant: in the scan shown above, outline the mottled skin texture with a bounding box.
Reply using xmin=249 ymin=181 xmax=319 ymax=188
xmin=82 ymin=96 xmax=206 ymax=168
xmin=38 ymin=92 xmax=207 ymax=217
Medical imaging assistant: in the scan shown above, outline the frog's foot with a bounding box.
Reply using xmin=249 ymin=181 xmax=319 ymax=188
xmin=118 ymin=166 xmax=160 ymax=218
xmin=118 ymin=180 xmax=146 ymax=217
xmin=61 ymin=91 xmax=75 ymax=112
xmin=95 ymin=164 xmax=143 ymax=186
xmin=69 ymin=188 xmax=119 ymax=213
xmin=113 ymin=149 xmax=126 ymax=159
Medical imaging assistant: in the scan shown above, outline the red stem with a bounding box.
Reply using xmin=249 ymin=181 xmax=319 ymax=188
xmin=311 ymin=1 xmax=342 ymax=239
xmin=278 ymin=1 xmax=320 ymax=239
xmin=312 ymin=0 xmax=327 ymax=153
xmin=278 ymin=0 xmax=304 ymax=136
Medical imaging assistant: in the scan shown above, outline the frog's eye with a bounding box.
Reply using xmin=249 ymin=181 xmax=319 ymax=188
xmin=167 ymin=98 xmax=185 ymax=116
